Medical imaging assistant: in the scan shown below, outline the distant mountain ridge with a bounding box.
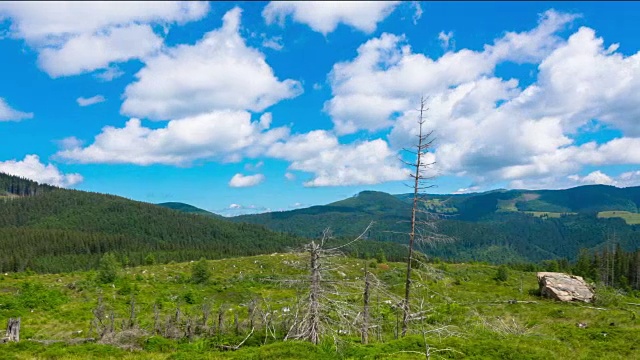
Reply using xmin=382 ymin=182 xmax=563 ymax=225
xmin=157 ymin=202 xmax=223 ymax=218
xmin=4 ymin=169 xmax=640 ymax=270
xmin=0 ymin=172 xmax=407 ymax=274
xmin=230 ymin=185 xmax=640 ymax=264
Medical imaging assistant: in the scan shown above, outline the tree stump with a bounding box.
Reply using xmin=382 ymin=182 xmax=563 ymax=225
xmin=5 ymin=317 xmax=20 ymax=342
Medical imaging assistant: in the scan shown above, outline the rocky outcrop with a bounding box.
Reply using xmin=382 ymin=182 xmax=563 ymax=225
xmin=537 ymin=272 xmax=595 ymax=303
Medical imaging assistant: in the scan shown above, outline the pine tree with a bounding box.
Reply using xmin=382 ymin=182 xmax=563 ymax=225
xmin=97 ymin=252 xmax=120 ymax=284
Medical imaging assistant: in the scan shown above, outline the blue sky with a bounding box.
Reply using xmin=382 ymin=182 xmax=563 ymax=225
xmin=1 ymin=1 xmax=640 ymax=215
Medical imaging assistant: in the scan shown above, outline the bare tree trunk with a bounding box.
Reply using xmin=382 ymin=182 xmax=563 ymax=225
xmin=308 ymin=241 xmax=321 ymax=345
xmin=153 ymin=303 xmax=161 ymax=335
xmin=218 ymin=305 xmax=225 ymax=336
xmin=201 ymin=302 xmax=211 ymax=329
xmin=128 ymin=295 xmax=136 ymax=329
xmin=361 ymin=263 xmax=370 ymax=344
xmin=5 ymin=318 xmax=20 ymax=342
xmin=248 ymin=299 xmax=257 ymax=330
xmin=403 ymin=97 xmax=429 ymax=336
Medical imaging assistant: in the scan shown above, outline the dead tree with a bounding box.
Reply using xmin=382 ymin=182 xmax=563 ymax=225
xmin=91 ymin=295 xmax=111 ymax=339
xmin=127 ymin=295 xmax=137 ymax=329
xmin=361 ymin=262 xmax=371 ymax=344
xmin=284 ymin=224 xmax=374 ymax=345
xmin=3 ymin=318 xmax=20 ymax=342
xmin=400 ymin=96 xmax=451 ymax=336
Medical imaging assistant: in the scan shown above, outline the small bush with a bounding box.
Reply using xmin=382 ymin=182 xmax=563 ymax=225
xmin=97 ymin=253 xmax=120 ymax=284
xmin=191 ymin=258 xmax=211 ymax=284
xmin=495 ymin=265 xmax=509 ymax=282
xmin=144 ymin=253 xmax=156 ymax=265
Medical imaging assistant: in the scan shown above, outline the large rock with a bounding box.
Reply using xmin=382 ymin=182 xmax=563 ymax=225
xmin=537 ymin=272 xmax=595 ymax=303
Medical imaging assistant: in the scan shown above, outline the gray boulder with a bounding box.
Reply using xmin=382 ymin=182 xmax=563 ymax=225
xmin=537 ymin=272 xmax=595 ymax=303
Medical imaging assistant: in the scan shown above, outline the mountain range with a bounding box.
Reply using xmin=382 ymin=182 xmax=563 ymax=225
xmin=2 ymin=171 xmax=640 ymax=273
xmin=229 ymin=186 xmax=640 ymax=263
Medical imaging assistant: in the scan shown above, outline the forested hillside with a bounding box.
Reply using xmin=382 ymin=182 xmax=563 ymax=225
xmin=232 ymin=188 xmax=640 ymax=264
xmin=0 ymin=172 xmax=408 ymax=274
xmin=0 ymin=172 xmax=56 ymax=197
xmin=156 ymin=202 xmax=223 ymax=218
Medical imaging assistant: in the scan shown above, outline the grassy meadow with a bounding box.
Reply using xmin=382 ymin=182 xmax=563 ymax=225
xmin=598 ymin=211 xmax=640 ymax=225
xmin=0 ymin=253 xmax=639 ymax=359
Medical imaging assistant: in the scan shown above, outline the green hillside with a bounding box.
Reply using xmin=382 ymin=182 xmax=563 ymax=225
xmin=0 ymin=254 xmax=638 ymax=359
xmin=157 ymin=202 xmax=223 ymax=218
xmin=232 ymin=186 xmax=640 ymax=264
xmin=0 ymin=172 xmax=304 ymax=273
xmin=0 ymin=173 xmax=410 ymax=274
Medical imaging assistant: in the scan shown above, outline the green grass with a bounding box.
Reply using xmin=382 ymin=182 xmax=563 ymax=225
xmin=597 ymin=211 xmax=640 ymax=225
xmin=496 ymin=199 xmax=518 ymax=212
xmin=1 ymin=254 xmax=638 ymax=359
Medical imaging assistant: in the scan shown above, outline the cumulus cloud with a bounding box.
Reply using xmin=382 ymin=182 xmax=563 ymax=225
xmin=323 ymin=8 xmax=640 ymax=190
xmin=326 ymin=10 xmax=576 ymax=135
xmin=38 ymin=24 xmax=163 ymax=77
xmin=263 ymin=1 xmax=400 ymax=34
xmin=0 ymin=2 xmax=209 ymax=77
xmin=228 ymin=173 xmax=265 ymax=188
xmin=121 ymin=7 xmax=302 ymax=120
xmin=0 ymin=154 xmax=82 ymax=187
xmin=267 ymin=130 xmax=409 ymax=187
xmin=0 ymin=98 xmax=33 ymax=121
xmin=568 ymin=170 xmax=616 ymax=185
xmin=76 ymin=95 xmax=106 ymax=107
xmin=56 ymin=110 xmax=289 ymax=166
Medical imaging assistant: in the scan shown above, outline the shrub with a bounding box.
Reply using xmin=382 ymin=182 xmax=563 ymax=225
xmin=144 ymin=253 xmax=156 ymax=265
xmin=495 ymin=265 xmax=509 ymax=282
xmin=191 ymin=258 xmax=211 ymax=284
xmin=97 ymin=253 xmax=120 ymax=284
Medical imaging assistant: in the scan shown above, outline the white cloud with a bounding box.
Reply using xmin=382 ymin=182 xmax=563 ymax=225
xmin=0 ymin=154 xmax=82 ymax=187
xmin=219 ymin=203 xmax=270 ymax=216
xmin=94 ymin=66 xmax=125 ymax=82
xmin=77 ymin=95 xmax=106 ymax=107
xmin=325 ymin=10 xmax=576 ymax=135
xmin=453 ymin=186 xmax=481 ymax=194
xmin=322 ymin=8 xmax=640 ymax=190
xmin=228 ymin=173 xmax=265 ymax=188
xmin=0 ymin=98 xmax=33 ymax=121
xmin=263 ymin=1 xmax=400 ymax=34
xmin=259 ymin=113 xmax=272 ymax=130
xmin=262 ymin=35 xmax=284 ymax=51
xmin=487 ymin=10 xmax=579 ymax=63
xmin=56 ymin=110 xmax=289 ymax=166
xmin=438 ymin=31 xmax=453 ymax=50
xmin=121 ymin=7 xmax=302 ymax=120
xmin=411 ymin=1 xmax=423 ymax=25
xmin=568 ymin=170 xmax=616 ymax=185
xmin=617 ymin=171 xmax=640 ymax=187
xmin=56 ymin=136 xmax=83 ymax=150
xmin=0 ymin=2 xmax=209 ymax=77
xmin=325 ymin=32 xmax=494 ymax=134
xmin=268 ymin=130 xmax=409 ymax=187
xmin=244 ymin=161 xmax=264 ymax=171
xmin=38 ymin=24 xmax=163 ymax=77
xmin=285 ymin=172 xmax=296 ymax=181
